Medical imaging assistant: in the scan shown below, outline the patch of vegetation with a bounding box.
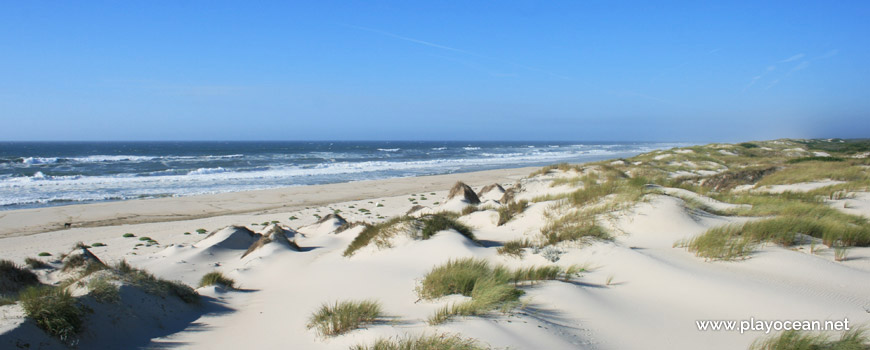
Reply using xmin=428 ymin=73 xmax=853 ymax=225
xmin=38 ymin=252 xmax=52 ymax=257
xmin=343 ymin=214 xmax=475 ymax=257
xmin=184 ymin=232 xmax=191 ymax=235
xmin=25 ymin=257 xmax=50 ymax=269
xmin=418 ymin=258 xmax=569 ymax=324
xmin=681 ymin=213 xmax=870 ymax=260
xmin=419 ymin=213 xmax=474 ymax=240
xmin=114 ymin=260 xmax=198 ymax=304
xmin=497 ymin=200 xmax=528 ymax=226
xmin=786 ymin=156 xmax=845 ymax=164
xmin=1 ymin=260 xmax=40 ymax=296
xmin=289 ymin=216 xmax=298 ymax=220
xmin=87 ymin=277 xmax=120 ymax=303
xmin=541 ymin=208 xmax=610 ymax=246
xmin=19 ymin=286 xmax=83 ymax=344
xmin=138 ymin=236 xmax=152 ymax=241
xmin=91 ymin=242 xmax=106 ymax=247
xmin=351 ymin=333 xmax=490 ymax=350
xmin=798 ymin=138 xmax=870 ymax=154
xmin=460 ymin=205 xmax=479 ymax=216
xmin=306 ymin=300 xmax=383 ymax=337
xmin=756 ymin=161 xmax=866 ymax=186
xmin=496 ymin=239 xmax=531 ymax=258
xmin=123 ymin=233 xmax=135 ymax=238
xmin=738 ymin=142 xmax=759 ymax=149
xmin=196 ymin=228 xmax=207 ymax=234
xmin=198 ymin=271 xmax=236 ymax=289
xmin=750 ymin=328 xmax=870 ymax=350
xmin=529 ymin=163 xmax=581 ymax=177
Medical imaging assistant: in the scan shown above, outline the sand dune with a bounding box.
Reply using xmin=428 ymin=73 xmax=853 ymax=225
xmin=2 ymin=140 xmax=870 ymax=349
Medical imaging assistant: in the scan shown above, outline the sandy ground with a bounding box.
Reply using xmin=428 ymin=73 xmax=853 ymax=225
xmin=0 ymin=167 xmax=537 ymax=239
xmin=2 ymin=166 xmax=869 ymax=350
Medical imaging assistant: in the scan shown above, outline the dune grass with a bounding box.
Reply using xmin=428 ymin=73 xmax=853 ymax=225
xmin=1 ymin=260 xmax=41 ymax=297
xmin=497 ymin=200 xmax=528 ymax=226
xmin=343 ymin=214 xmax=474 ymax=257
xmin=496 ymin=239 xmax=532 ymax=258
xmin=351 ymin=333 xmax=490 ymax=350
xmin=306 ymin=299 xmax=383 ymax=337
xmin=19 ymin=286 xmax=83 ymax=344
xmin=87 ymin=277 xmax=120 ymax=303
xmin=198 ymin=271 xmax=236 ymax=289
xmin=680 ymin=189 xmax=870 ymax=260
xmin=419 ymin=213 xmax=473 ymax=240
xmin=750 ymin=328 xmax=870 ymax=350
xmin=756 ymin=161 xmax=867 ymax=186
xmin=114 ymin=260 xmax=198 ymax=304
xmin=418 ymin=258 xmax=569 ymax=324
xmin=343 ymin=216 xmax=414 ymax=257
xmin=541 ymin=208 xmax=611 ymax=246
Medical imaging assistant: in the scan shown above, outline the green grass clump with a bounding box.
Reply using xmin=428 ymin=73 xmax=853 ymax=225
xmin=138 ymin=236 xmax=152 ymax=241
xmin=306 ymin=300 xmax=383 ymax=337
xmin=351 ymin=333 xmax=490 ymax=350
xmin=756 ymin=161 xmax=866 ymax=186
xmin=1 ymin=260 xmax=41 ymax=296
xmin=87 ymin=277 xmax=120 ymax=303
xmin=682 ymin=215 xmax=870 ymax=260
xmin=419 ymin=213 xmax=474 ymax=240
xmin=786 ymin=156 xmax=845 ymax=164
xmin=343 ymin=214 xmax=475 ymax=257
xmin=25 ymin=257 xmax=50 ymax=270
xmin=38 ymin=252 xmax=51 ymax=257
xmin=198 ymin=271 xmax=236 ymax=289
xmin=541 ymin=209 xmax=611 ymax=246
xmin=496 ymin=239 xmax=531 ymax=258
xmin=123 ymin=233 xmax=135 ymax=238
xmin=497 ymin=200 xmax=528 ymax=226
xmin=750 ymin=328 xmax=869 ymax=350
xmin=91 ymin=242 xmax=106 ymax=247
xmin=739 ymin=142 xmax=759 ymax=149
xmin=343 ymin=216 xmax=413 ymax=257
xmin=196 ymin=228 xmax=207 ymax=234
xmin=19 ymin=286 xmax=83 ymax=343
xmin=418 ymin=258 xmax=566 ymax=324
xmin=114 ymin=260 xmax=198 ymax=304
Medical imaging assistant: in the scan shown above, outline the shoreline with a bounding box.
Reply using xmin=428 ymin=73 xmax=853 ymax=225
xmin=0 ymin=166 xmax=538 ymax=238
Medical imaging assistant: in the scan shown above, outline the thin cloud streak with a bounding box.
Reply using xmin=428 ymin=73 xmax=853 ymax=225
xmin=344 ymin=24 xmax=570 ymax=80
xmin=780 ymin=53 xmax=805 ymax=63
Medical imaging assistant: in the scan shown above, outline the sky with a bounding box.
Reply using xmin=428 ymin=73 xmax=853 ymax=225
xmin=1 ymin=1 xmax=868 ymax=142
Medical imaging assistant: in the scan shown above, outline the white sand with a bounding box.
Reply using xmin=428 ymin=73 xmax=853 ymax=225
xmin=2 ymin=166 xmax=869 ymax=350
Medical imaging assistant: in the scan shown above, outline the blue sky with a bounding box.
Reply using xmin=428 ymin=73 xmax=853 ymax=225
xmin=1 ymin=1 xmax=868 ymax=142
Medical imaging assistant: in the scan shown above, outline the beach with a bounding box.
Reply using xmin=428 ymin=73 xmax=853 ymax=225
xmin=2 ymin=140 xmax=869 ymax=349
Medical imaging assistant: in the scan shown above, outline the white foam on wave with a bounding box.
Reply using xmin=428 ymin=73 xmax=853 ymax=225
xmin=431 ymin=147 xmax=447 ymax=151
xmin=463 ymin=147 xmax=481 ymax=151
xmin=187 ymin=167 xmax=229 ymax=175
xmin=377 ymin=148 xmax=400 ymax=152
xmin=1 ymin=143 xmax=685 ymax=208
xmin=22 ymin=157 xmax=59 ymax=165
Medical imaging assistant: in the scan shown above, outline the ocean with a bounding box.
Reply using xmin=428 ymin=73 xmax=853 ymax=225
xmin=0 ymin=141 xmax=682 ymax=210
